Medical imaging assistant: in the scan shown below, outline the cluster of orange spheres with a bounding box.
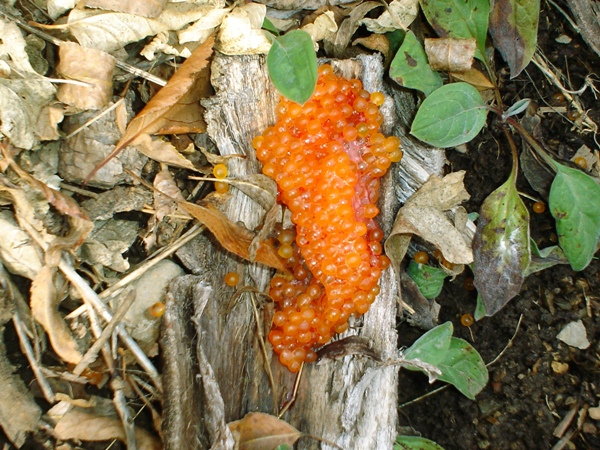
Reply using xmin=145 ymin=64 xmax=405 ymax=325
xmin=252 ymin=64 xmax=402 ymax=372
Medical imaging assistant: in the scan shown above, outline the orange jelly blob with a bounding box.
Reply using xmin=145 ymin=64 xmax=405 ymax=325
xmin=254 ymin=65 xmax=402 ymax=372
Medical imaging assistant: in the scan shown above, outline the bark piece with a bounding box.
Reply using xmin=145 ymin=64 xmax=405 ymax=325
xmin=167 ymin=54 xmax=403 ymax=449
xmin=565 ymin=0 xmax=600 ymax=58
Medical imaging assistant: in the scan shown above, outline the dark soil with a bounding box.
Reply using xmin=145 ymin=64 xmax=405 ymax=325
xmin=396 ymin=4 xmax=600 ymax=449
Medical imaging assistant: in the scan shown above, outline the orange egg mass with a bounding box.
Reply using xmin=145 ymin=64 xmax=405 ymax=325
xmin=253 ymin=64 xmax=402 ymax=372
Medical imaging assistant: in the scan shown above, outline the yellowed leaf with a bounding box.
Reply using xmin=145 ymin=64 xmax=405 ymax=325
xmin=81 ymin=0 xmax=167 ymax=18
xmin=425 ymin=38 xmax=476 ymax=72
xmin=85 ymin=34 xmax=214 ymax=183
xmin=179 ymin=201 xmax=287 ymax=272
xmin=31 ymin=266 xmax=83 ymax=365
xmin=57 ymin=42 xmax=115 ymax=110
xmin=229 ymin=412 xmax=302 ymax=450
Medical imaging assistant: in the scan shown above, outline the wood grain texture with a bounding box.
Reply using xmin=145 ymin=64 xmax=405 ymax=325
xmin=565 ymin=0 xmax=600 ymax=58
xmin=163 ymin=53 xmax=443 ymax=449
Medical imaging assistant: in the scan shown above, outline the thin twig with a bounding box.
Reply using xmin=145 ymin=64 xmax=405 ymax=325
xmin=59 ymin=259 xmax=163 ymax=392
xmin=73 ymin=291 xmax=137 ymax=376
xmin=112 ymin=377 xmax=138 ymax=450
xmin=12 ymin=313 xmax=55 ymax=404
xmin=248 ymin=291 xmax=276 ymax=398
xmin=278 ymin=363 xmax=303 ymax=418
xmin=64 ymin=98 xmax=125 ymax=139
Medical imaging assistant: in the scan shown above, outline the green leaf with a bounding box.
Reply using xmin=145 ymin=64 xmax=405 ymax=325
xmin=420 ymin=0 xmax=490 ymax=60
xmin=394 ymin=435 xmax=446 ymax=450
xmin=474 ymin=293 xmax=486 ymax=321
xmin=390 ymin=31 xmax=443 ymax=96
xmin=403 ymin=322 xmax=453 ymax=366
xmin=525 ymin=240 xmax=569 ymax=276
xmin=406 ymin=260 xmax=448 ymax=299
xmin=435 ymin=337 xmax=488 ymax=399
xmin=472 ymin=170 xmax=530 ymax=316
xmin=549 ymin=163 xmax=600 ymax=271
xmin=403 ymin=322 xmax=488 ymax=399
xmin=267 ymin=29 xmax=317 ymax=105
xmin=410 ymin=82 xmax=488 ymax=147
xmin=489 ymin=0 xmax=540 ymax=78
xmin=262 ymin=17 xmax=280 ymax=36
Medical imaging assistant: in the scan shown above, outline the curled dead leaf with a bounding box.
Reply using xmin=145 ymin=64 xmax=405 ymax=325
xmin=179 ymin=200 xmax=287 ymax=272
xmin=84 ymin=33 xmax=215 ymax=183
xmin=385 ymin=172 xmax=473 ymax=273
xmin=31 ymin=266 xmax=83 ymax=365
xmin=229 ymin=412 xmax=302 ymax=450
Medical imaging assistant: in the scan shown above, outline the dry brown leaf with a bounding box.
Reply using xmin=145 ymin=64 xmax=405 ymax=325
xmin=385 ymin=172 xmax=473 ymax=273
xmin=228 ymin=412 xmax=302 ymax=450
xmin=132 ymin=134 xmax=198 ymax=171
xmin=353 ymin=34 xmax=391 ymax=60
xmin=425 ymin=38 xmax=476 ymax=72
xmin=57 ymin=42 xmax=115 ymax=110
xmin=31 ymin=266 xmax=83 ymax=365
xmin=85 ymin=33 xmax=215 ymax=183
xmin=81 ymin=0 xmax=167 ymax=18
xmin=450 ymin=67 xmax=495 ymax=90
xmin=216 ymin=3 xmax=272 ymax=55
xmin=36 ymin=104 xmax=64 ymax=141
xmin=53 ymin=403 xmax=161 ymax=450
xmin=179 ymin=200 xmax=287 ymax=272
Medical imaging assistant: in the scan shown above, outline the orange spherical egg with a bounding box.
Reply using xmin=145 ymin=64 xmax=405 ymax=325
xmin=254 ymin=65 xmax=402 ymax=371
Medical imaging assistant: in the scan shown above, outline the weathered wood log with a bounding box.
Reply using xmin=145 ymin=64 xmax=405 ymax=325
xmin=565 ymin=0 xmax=600 ymax=59
xmin=161 ymin=52 xmax=445 ymax=449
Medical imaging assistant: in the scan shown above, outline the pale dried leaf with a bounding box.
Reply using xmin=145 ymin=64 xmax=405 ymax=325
xmin=47 ymin=0 xmax=76 ymax=20
xmin=81 ymin=0 xmax=167 ymax=18
xmin=0 ymin=19 xmax=39 ymax=73
xmin=361 ymin=0 xmax=419 ymax=33
xmin=31 ymin=266 xmax=83 ymax=364
xmin=217 ymin=3 xmax=271 ymax=55
xmin=450 ymin=67 xmax=495 ymax=89
xmin=385 ymin=172 xmax=473 ymax=272
xmin=132 ymin=134 xmax=198 ymax=171
xmin=302 ymin=11 xmax=337 ymax=47
xmin=54 ymin=404 xmax=161 ymax=450
xmin=80 ymin=219 xmax=138 ymax=272
xmin=229 ymin=412 xmax=302 ymax=450
xmin=153 ymin=168 xmax=190 ymax=221
xmin=425 ymin=38 xmax=476 ymax=72
xmin=57 ymin=42 xmax=115 ymax=110
xmin=227 ymin=174 xmax=277 ymax=211
xmin=178 ymin=7 xmax=231 ymax=44
xmin=36 ymin=104 xmax=64 ymax=141
xmin=0 ymin=21 xmax=55 ymax=149
xmin=66 ymin=9 xmax=168 ymax=53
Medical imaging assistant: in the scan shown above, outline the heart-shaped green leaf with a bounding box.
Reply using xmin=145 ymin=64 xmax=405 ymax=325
xmin=267 ymin=29 xmax=317 ymax=105
xmin=549 ymin=163 xmax=600 ymax=271
xmin=411 ymin=82 xmax=488 ymax=147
